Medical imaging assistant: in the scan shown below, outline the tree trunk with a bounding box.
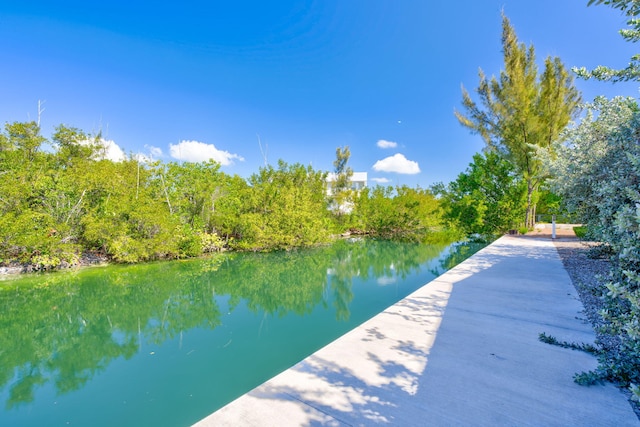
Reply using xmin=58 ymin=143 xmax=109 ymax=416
xmin=525 ymin=181 xmax=537 ymax=229
xmin=525 ymin=185 xmax=532 ymax=229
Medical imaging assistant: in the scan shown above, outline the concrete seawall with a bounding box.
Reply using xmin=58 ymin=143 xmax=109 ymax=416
xmin=195 ymin=235 xmax=639 ymax=426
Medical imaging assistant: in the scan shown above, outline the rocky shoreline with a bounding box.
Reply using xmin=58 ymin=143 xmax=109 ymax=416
xmin=0 ymin=252 xmax=109 ymax=276
xmin=553 ymin=237 xmax=640 ymax=420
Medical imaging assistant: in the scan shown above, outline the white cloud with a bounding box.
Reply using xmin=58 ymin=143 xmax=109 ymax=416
xmin=169 ymin=140 xmax=244 ymax=165
xmin=371 ymin=177 xmax=391 ymax=184
xmin=377 ymin=276 xmax=397 ymax=286
xmin=131 ymin=145 xmax=163 ymax=163
xmin=83 ymin=138 xmax=126 ymax=162
xmin=102 ymin=139 xmax=126 ymax=162
xmin=377 ymin=139 xmax=398 ymax=149
xmin=372 ymin=153 xmax=420 ymax=175
xmin=145 ymin=144 xmax=163 ymax=159
xmin=132 ymin=152 xmax=151 ymax=163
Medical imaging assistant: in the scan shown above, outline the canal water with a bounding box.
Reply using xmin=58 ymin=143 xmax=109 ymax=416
xmin=0 ymin=238 xmax=484 ymax=426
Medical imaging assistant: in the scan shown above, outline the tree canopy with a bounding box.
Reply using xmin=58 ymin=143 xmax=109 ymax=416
xmin=0 ymin=120 xmax=450 ymax=268
xmin=438 ymin=152 xmax=526 ymax=236
xmin=456 ymin=14 xmax=581 ymax=228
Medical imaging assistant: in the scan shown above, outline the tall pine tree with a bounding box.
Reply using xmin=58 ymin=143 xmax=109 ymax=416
xmin=455 ymin=14 xmax=581 ymax=228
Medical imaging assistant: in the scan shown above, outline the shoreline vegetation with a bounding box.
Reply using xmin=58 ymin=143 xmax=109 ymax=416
xmin=0 ymin=121 xmax=460 ymax=275
xmin=0 ymin=229 xmax=460 ymax=277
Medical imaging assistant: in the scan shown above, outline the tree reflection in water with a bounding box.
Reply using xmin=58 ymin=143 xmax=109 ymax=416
xmin=0 ymin=238 xmax=485 ymax=422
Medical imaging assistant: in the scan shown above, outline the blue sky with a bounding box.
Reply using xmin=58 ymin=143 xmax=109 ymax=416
xmin=1 ymin=0 xmax=639 ymax=187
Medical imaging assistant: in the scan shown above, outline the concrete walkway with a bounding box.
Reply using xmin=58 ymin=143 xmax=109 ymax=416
xmin=194 ymin=236 xmax=639 ymax=426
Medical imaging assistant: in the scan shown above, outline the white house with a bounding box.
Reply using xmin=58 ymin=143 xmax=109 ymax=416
xmin=325 ymin=172 xmax=368 ymax=196
xmin=325 ymin=172 xmax=367 ymax=214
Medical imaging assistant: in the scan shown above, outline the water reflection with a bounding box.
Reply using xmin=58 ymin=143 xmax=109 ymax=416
xmin=0 ymin=238 xmax=484 ymax=422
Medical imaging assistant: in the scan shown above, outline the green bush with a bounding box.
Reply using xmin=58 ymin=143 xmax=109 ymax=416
xmin=573 ymin=226 xmax=587 ymax=239
xmin=549 ymin=96 xmax=640 ymax=394
xmin=200 ymin=232 xmax=224 ymax=253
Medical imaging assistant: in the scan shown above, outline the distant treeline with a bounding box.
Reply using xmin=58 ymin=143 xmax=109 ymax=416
xmin=0 ymin=121 xmax=455 ymax=269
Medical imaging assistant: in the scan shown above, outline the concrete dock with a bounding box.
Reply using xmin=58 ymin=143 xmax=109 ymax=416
xmin=194 ymin=235 xmax=639 ymax=426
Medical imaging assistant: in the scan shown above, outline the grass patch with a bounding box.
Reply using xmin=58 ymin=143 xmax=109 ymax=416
xmin=573 ymin=226 xmax=587 ymax=239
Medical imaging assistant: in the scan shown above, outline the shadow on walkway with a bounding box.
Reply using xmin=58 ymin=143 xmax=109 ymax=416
xmin=195 ymin=236 xmax=639 ymax=426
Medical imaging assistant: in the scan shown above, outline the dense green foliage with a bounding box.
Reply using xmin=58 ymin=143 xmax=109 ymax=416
xmin=230 ymin=161 xmax=332 ymax=251
xmin=573 ymin=226 xmax=588 ymax=239
xmin=0 ymin=121 xmax=447 ymax=267
xmin=456 ymin=14 xmax=581 ymax=228
xmin=348 ymin=185 xmax=450 ymax=242
xmin=437 ymin=152 xmax=526 ymax=236
xmin=0 ymin=122 xmax=220 ymax=265
xmin=548 ymin=96 xmax=640 ymax=399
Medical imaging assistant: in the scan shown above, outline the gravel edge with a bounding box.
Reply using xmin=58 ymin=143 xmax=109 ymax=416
xmin=553 ymin=238 xmax=640 ymax=420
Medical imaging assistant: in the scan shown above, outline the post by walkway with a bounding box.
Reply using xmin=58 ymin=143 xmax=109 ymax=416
xmin=195 ymin=235 xmax=639 ymax=426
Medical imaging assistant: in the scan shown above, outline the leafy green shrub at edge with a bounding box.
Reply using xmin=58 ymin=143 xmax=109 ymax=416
xmin=548 ymin=96 xmax=640 ymax=400
xmin=573 ymin=226 xmax=587 ymax=239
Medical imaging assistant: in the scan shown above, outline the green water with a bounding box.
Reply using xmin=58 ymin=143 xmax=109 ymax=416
xmin=0 ymin=238 xmax=484 ymax=427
